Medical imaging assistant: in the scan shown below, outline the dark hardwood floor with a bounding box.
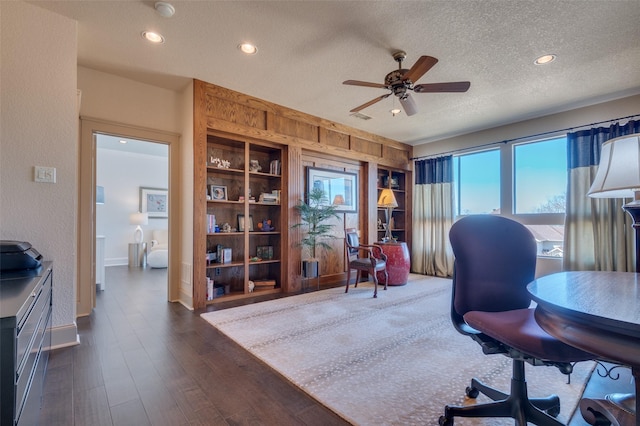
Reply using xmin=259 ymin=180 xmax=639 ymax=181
xmin=39 ymin=266 xmax=633 ymax=425
xmin=39 ymin=266 xmax=348 ymax=426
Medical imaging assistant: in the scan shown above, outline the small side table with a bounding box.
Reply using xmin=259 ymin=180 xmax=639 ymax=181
xmin=375 ymin=241 xmax=410 ymax=286
xmin=128 ymin=242 xmax=147 ymax=268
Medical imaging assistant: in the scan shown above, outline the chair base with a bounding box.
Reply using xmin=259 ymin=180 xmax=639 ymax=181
xmin=439 ymin=359 xmax=563 ymax=426
xmin=345 ymin=269 xmax=388 ymax=298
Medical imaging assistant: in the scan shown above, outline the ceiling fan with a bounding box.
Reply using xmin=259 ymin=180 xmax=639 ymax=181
xmin=343 ymin=51 xmax=470 ymax=116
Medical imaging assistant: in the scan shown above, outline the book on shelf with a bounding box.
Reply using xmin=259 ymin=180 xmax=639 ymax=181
xmin=253 ymin=279 xmax=276 ymax=288
xmin=269 ymin=159 xmax=281 ymax=175
xmin=207 ymin=214 xmax=216 ymax=233
xmin=221 ymin=248 xmax=232 ymax=264
xmin=259 ymin=193 xmax=278 ymax=203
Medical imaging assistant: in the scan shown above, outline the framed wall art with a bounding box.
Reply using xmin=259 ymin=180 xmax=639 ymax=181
xmin=140 ymin=187 xmax=168 ymax=218
xmin=307 ymin=167 xmax=358 ymax=213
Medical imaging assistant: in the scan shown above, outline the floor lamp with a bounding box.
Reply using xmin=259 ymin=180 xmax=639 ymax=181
xmin=588 ymin=133 xmax=640 ymax=273
xmin=378 ymin=188 xmax=398 ymax=242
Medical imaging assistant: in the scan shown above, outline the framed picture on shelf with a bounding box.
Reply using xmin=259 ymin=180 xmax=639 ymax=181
xmin=307 ymin=167 xmax=358 ymax=213
xmin=256 ymin=245 xmax=273 ymax=260
xmin=209 ymin=185 xmax=228 ymax=201
xmin=140 ymin=187 xmax=168 ymax=218
xmin=237 ymin=214 xmax=254 ymax=232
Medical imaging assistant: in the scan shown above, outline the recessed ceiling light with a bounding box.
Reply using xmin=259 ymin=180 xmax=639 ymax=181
xmin=119 ymin=140 xmax=127 ymax=144
xmin=142 ymin=31 xmax=165 ymax=44
xmin=238 ymin=43 xmax=258 ymax=55
xmin=534 ymin=54 xmax=556 ymax=65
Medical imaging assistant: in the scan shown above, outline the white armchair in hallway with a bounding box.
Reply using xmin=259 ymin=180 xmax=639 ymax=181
xmin=150 ymin=229 xmax=168 ymax=251
xmin=148 ymin=229 xmax=168 ymax=268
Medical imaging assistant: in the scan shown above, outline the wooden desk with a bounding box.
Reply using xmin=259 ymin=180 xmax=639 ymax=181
xmin=528 ymin=271 xmax=640 ymax=426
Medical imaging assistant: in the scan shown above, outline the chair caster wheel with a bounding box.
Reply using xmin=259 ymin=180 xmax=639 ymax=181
xmin=438 ymin=415 xmax=453 ymax=426
xmin=465 ymin=386 xmax=479 ymax=399
xmin=546 ymin=404 xmax=560 ymax=418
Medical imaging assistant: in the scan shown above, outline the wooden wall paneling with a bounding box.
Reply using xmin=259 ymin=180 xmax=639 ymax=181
xmin=194 ymin=79 xmax=413 ymax=304
xmin=365 ymin=162 xmax=379 ymax=246
xmin=193 ymin=80 xmax=208 ymax=309
xmin=269 ymin=114 xmax=319 ymax=142
xmin=286 ymin=145 xmax=304 ymax=293
xmin=205 ymin=94 xmax=267 ymax=129
xmin=351 ymin=136 xmax=383 ymax=158
xmin=320 ymin=127 xmax=350 ymax=151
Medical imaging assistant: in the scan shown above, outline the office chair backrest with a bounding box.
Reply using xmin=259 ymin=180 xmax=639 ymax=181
xmin=449 ymin=215 xmax=537 ymax=321
xmin=345 ymin=229 xmax=360 ymax=259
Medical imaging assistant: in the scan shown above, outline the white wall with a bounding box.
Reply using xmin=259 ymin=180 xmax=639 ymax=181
xmin=96 ymin=144 xmax=169 ymax=265
xmin=0 ymin=2 xmax=78 ymax=344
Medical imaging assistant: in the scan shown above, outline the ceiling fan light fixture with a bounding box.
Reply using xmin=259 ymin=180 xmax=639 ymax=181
xmin=390 ymin=108 xmax=401 ymax=116
xmin=142 ymin=31 xmax=165 ymax=44
xmin=238 ymin=43 xmax=258 ymax=55
xmin=534 ymin=54 xmax=556 ymax=65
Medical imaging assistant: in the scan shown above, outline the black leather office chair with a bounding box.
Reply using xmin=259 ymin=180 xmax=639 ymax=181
xmin=439 ymin=215 xmax=595 ymax=426
xmin=345 ymin=229 xmax=388 ymax=298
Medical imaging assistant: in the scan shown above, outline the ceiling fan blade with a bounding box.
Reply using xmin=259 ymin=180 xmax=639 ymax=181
xmin=350 ymin=93 xmax=391 ymax=113
xmin=414 ymin=81 xmax=471 ymax=93
xmin=402 ymin=56 xmax=438 ymax=84
xmin=343 ymin=80 xmax=388 ymax=89
xmin=399 ymin=94 xmax=418 ymax=116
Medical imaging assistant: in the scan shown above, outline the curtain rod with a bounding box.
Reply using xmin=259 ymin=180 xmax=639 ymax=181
xmin=411 ymin=113 xmax=640 ymax=161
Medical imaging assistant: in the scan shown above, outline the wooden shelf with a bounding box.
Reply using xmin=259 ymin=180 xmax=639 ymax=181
xmin=199 ymin=134 xmax=285 ymax=305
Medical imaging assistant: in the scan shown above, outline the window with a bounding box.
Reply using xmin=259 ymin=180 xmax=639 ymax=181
xmin=513 ymin=137 xmax=567 ymax=214
xmin=453 ymin=137 xmax=567 ymax=257
xmin=453 ymin=149 xmax=500 ymax=215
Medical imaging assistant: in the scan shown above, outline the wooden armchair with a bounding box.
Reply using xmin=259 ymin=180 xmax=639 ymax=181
xmin=344 ymin=229 xmax=388 ymax=298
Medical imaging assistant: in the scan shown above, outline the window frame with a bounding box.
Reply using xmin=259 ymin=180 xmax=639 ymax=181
xmin=453 ymin=135 xmax=566 ymax=228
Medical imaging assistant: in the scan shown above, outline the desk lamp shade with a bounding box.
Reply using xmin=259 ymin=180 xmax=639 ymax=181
xmin=130 ymin=212 xmax=149 ymax=244
xmin=588 ymin=134 xmax=640 ymax=199
xmin=378 ymin=189 xmax=398 ymax=241
xmin=588 ymin=133 xmax=640 ymax=272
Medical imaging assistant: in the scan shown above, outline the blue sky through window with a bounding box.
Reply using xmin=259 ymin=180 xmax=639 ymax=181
xmin=454 ymin=137 xmax=567 ymax=215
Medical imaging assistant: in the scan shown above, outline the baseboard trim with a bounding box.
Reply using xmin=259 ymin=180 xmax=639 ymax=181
xmin=48 ymin=323 xmax=80 ymax=350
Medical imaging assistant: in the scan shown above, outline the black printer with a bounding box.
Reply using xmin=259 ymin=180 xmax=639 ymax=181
xmin=0 ymin=240 xmax=43 ymax=272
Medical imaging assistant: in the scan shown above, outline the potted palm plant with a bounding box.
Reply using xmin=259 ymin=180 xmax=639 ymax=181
xmin=292 ymin=187 xmax=340 ymax=278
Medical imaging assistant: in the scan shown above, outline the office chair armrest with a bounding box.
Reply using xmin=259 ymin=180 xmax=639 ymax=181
xmin=358 ymin=243 xmax=388 ymax=261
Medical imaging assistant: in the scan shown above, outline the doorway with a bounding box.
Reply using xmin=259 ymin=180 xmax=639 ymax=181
xmin=78 ymin=118 xmax=180 ymax=317
xmin=96 ymin=134 xmax=168 ymax=297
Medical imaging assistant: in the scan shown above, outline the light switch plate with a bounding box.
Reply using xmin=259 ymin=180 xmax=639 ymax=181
xmin=34 ymin=166 xmax=56 ymax=183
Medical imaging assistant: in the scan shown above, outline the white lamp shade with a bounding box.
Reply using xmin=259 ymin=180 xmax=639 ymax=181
xmin=377 ymin=188 xmax=398 ymax=208
xmin=588 ymin=134 xmax=640 ymax=199
xmin=130 ymin=212 xmax=149 ymax=225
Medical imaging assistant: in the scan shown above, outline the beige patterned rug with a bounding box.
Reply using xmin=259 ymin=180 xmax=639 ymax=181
xmin=201 ymin=274 xmax=593 ymax=425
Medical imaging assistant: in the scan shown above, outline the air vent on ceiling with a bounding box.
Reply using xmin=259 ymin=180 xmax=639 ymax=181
xmin=350 ymin=112 xmax=372 ymax=121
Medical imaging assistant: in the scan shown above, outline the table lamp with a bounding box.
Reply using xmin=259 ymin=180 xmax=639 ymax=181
xmin=130 ymin=212 xmax=149 ymax=244
xmin=587 ymin=133 xmax=640 ymax=272
xmin=377 ymin=188 xmax=398 ymax=242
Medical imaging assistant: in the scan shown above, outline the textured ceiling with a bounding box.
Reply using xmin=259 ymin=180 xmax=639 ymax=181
xmin=30 ymin=0 xmax=640 ymax=145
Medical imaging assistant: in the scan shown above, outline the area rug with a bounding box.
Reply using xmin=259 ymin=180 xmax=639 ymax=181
xmin=201 ymin=275 xmax=593 ymax=425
